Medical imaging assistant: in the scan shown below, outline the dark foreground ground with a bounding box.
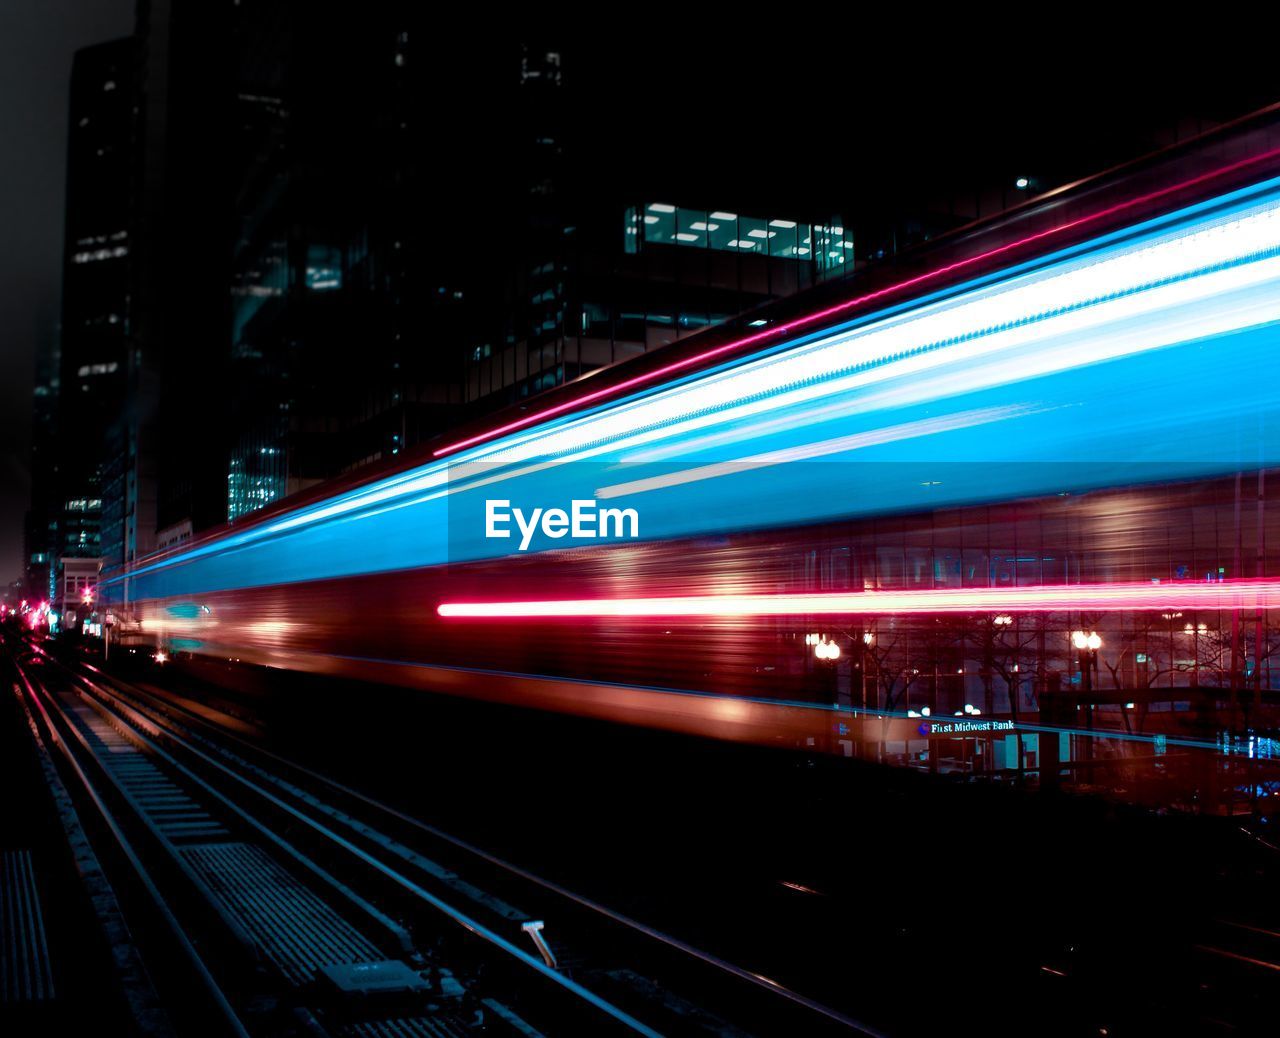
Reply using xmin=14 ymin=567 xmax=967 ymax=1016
xmin=133 ymin=652 xmax=1280 ymax=1038
xmin=9 ymin=637 xmax=1280 ymax=1036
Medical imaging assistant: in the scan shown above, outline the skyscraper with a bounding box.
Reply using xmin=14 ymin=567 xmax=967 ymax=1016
xmin=56 ymin=38 xmax=134 ymax=574
xmin=23 ymin=326 xmax=59 ymax=602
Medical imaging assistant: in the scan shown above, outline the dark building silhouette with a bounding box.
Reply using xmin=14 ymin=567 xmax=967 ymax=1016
xmin=42 ymin=12 xmax=1280 ymax=564
xmin=126 ymin=1 xmax=234 ymax=553
xmin=460 ymin=40 xmax=856 ymax=410
xmin=23 ymin=326 xmax=59 ymax=602
xmin=221 ymin=26 xmax=859 ymax=521
xmin=226 ymin=8 xmax=467 ymax=519
xmin=55 ymin=37 xmax=134 ymax=579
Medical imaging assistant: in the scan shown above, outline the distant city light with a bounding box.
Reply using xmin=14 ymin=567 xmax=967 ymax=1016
xmin=1016 ymin=177 xmax=1030 ymax=189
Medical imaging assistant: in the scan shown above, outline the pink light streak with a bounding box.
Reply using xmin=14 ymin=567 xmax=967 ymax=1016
xmin=432 ymin=147 xmax=1280 ymax=460
xmin=437 ymin=580 xmax=1280 ymax=619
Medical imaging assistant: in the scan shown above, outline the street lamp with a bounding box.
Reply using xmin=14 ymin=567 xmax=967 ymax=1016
xmin=861 ymin=631 xmax=875 ymax=712
xmin=805 ymin=633 xmax=840 ymax=659
xmin=816 ymin=639 xmax=840 ymax=661
xmin=1072 ymin=630 xmax=1103 ymax=744
xmin=805 ymin=634 xmax=841 ymax=707
xmin=1072 ymin=630 xmax=1101 ymax=652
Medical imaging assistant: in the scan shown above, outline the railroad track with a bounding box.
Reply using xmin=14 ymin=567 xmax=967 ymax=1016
xmin=7 ymin=639 xmax=880 ymax=1038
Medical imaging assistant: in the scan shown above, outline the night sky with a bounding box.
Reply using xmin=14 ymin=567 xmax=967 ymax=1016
xmin=0 ymin=11 xmax=1273 ymax=584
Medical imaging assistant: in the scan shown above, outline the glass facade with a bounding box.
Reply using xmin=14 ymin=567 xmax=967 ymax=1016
xmin=465 ymin=201 xmax=850 ymax=406
xmin=626 ymin=202 xmax=852 ymax=277
xmin=54 ymin=39 xmax=133 ymax=576
xmin=227 ymin=420 xmax=288 ymax=522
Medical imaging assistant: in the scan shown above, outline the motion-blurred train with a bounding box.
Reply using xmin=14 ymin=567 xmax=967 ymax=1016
xmin=100 ymin=106 xmax=1280 ymax=749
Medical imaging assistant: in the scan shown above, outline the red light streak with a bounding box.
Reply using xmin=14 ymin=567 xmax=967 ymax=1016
xmin=432 ymin=148 xmax=1280 ymax=459
xmin=437 ymin=580 xmax=1280 ymax=619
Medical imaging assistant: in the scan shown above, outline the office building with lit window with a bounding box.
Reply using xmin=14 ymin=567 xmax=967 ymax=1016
xmin=54 ymin=37 xmax=134 ymax=581
xmin=224 ymin=29 xmax=859 ymax=521
xmin=23 ymin=330 xmax=59 ymax=602
xmin=464 ymin=199 xmax=853 ymax=407
xmin=223 ymin=8 xmax=470 ymax=523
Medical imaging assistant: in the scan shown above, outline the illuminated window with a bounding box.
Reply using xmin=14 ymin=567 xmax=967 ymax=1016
xmin=304 ymin=244 xmax=342 ymax=291
xmin=629 ymin=203 xmax=842 ymax=263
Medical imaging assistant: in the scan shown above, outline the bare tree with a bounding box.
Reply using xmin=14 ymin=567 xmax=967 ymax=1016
xmin=965 ymin=613 xmax=1049 ymax=720
xmin=851 ymin=622 xmax=929 ymax=714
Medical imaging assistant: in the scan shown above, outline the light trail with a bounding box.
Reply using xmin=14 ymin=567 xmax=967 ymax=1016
xmin=437 ymin=579 xmax=1280 ymax=618
xmin=431 ymin=145 xmax=1280 ymax=458
xmin=101 ymin=158 xmax=1280 ymax=603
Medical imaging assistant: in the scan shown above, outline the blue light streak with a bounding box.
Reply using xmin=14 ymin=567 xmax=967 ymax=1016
xmin=106 ymin=175 xmax=1280 ymax=605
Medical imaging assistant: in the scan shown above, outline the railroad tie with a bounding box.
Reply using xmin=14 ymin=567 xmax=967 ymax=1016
xmin=0 ymin=849 xmax=55 ymax=1003
xmin=182 ymin=842 xmax=383 ymax=986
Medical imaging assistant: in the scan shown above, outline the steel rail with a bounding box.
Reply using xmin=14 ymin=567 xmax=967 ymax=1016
xmin=39 ymin=651 xmax=663 ymax=1037
xmin=71 ymin=656 xmax=884 ymax=1036
xmin=11 ymin=654 xmax=251 ymax=1038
